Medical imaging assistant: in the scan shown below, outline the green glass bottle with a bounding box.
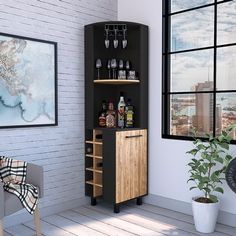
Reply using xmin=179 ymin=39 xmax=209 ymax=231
xmin=125 ymin=98 xmax=134 ymax=128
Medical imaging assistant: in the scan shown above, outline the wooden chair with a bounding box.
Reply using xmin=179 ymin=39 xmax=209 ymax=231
xmin=0 ymin=163 xmax=43 ymax=236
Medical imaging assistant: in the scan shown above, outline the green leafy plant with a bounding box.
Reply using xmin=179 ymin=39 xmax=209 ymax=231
xmin=186 ymin=125 xmax=236 ymax=203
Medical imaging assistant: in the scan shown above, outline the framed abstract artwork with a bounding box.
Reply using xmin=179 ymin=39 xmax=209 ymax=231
xmin=0 ymin=32 xmax=57 ymax=128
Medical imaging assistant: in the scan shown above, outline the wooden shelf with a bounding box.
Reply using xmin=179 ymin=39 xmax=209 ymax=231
xmin=85 ymin=140 xmax=103 ymax=145
xmin=86 ymin=154 xmax=103 ymax=159
xmin=86 ymin=167 xmax=103 ymax=173
xmin=94 ymin=79 xmax=140 ymax=85
xmin=86 ymin=180 xmax=103 ymax=188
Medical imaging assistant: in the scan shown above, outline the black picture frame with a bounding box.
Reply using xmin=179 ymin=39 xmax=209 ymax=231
xmin=0 ymin=32 xmax=58 ymax=128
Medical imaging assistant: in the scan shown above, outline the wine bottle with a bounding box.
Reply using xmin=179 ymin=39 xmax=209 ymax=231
xmin=125 ymin=98 xmax=134 ymax=128
xmin=117 ymin=92 xmax=126 ymax=128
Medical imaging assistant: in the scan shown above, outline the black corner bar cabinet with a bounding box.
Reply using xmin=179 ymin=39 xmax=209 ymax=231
xmin=84 ymin=21 xmax=148 ymax=213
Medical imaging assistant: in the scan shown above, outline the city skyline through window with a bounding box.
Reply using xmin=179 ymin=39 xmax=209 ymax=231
xmin=163 ymin=0 xmax=236 ymax=140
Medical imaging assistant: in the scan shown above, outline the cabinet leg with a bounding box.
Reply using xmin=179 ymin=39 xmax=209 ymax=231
xmin=114 ymin=204 xmax=120 ymax=213
xmin=136 ymin=197 xmax=143 ymax=205
xmin=91 ymin=197 xmax=97 ymax=206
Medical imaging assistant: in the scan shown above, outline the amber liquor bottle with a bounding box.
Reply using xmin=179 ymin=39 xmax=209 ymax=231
xmin=106 ymin=100 xmax=116 ymax=128
xmin=98 ymin=100 xmax=107 ymax=127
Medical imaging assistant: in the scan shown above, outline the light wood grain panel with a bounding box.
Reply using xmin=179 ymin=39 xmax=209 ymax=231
xmin=116 ymin=131 xmax=132 ymax=203
xmin=94 ymin=186 xmax=103 ymax=197
xmin=92 ymin=129 xmax=103 ymax=197
xmin=116 ymin=129 xmax=147 ymax=203
xmin=139 ymin=129 xmax=148 ymax=196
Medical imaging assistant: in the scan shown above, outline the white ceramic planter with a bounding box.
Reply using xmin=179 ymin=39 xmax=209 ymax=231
xmin=192 ymin=197 xmax=220 ymax=233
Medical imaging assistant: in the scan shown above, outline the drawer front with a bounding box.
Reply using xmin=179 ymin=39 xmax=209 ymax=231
xmin=116 ymin=129 xmax=147 ymax=203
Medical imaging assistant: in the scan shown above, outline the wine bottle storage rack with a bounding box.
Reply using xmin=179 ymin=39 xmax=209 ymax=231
xmin=85 ymin=129 xmax=103 ymax=197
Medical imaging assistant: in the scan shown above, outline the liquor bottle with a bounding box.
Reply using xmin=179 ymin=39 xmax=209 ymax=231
xmin=117 ymin=92 xmax=126 ymax=128
xmin=125 ymin=98 xmax=134 ymax=128
xmin=98 ymin=100 xmax=107 ymax=127
xmin=106 ymin=99 xmax=116 ymax=128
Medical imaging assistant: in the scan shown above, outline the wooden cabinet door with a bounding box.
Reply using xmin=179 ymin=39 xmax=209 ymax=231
xmin=115 ymin=129 xmax=147 ymax=203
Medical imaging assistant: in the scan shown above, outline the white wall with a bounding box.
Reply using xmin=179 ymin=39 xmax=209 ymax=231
xmin=0 ymin=0 xmax=117 ymax=226
xmin=118 ymin=0 xmax=236 ymax=218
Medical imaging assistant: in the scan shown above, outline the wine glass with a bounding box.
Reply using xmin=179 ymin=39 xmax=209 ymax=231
xmin=119 ymin=59 xmax=124 ymax=70
xmin=125 ymin=60 xmax=130 ymax=70
xmin=95 ymin=59 xmax=102 ymax=79
xmin=113 ymin=28 xmax=118 ymax=49
xmin=107 ymin=59 xmax=111 ymax=79
xmin=111 ymin=59 xmax=117 ymax=79
xmin=105 ymin=28 xmax=109 ymax=49
xmin=122 ymin=26 xmax=127 ymax=49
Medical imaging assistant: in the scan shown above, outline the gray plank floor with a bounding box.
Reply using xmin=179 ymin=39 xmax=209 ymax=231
xmin=4 ymin=203 xmax=236 ymax=236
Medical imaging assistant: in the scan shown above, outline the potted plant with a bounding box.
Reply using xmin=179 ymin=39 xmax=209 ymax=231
xmin=186 ymin=125 xmax=235 ymax=233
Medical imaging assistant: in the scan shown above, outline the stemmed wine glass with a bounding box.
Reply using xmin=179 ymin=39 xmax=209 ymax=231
xmin=122 ymin=26 xmax=127 ymax=49
xmin=105 ymin=28 xmax=109 ymax=49
xmin=119 ymin=59 xmax=124 ymax=70
xmin=125 ymin=60 xmax=130 ymax=80
xmin=111 ymin=59 xmax=117 ymax=79
xmin=113 ymin=28 xmax=118 ymax=49
xmin=95 ymin=59 xmax=102 ymax=79
xmin=107 ymin=59 xmax=111 ymax=79
xmin=125 ymin=60 xmax=130 ymax=70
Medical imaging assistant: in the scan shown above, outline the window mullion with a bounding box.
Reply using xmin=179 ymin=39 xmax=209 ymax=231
xmin=213 ymin=0 xmax=217 ymax=137
xmin=162 ymin=0 xmax=170 ymax=135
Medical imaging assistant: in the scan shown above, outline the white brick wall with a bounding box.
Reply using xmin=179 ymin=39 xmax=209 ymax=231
xmin=0 ymin=0 xmax=117 ymax=210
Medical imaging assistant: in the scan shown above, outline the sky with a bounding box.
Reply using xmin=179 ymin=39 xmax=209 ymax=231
xmin=170 ymin=0 xmax=236 ymax=92
xmin=171 ymin=0 xmax=214 ymax=12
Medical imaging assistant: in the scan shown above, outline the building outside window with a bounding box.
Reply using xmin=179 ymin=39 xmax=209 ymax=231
xmin=162 ymin=0 xmax=236 ymax=140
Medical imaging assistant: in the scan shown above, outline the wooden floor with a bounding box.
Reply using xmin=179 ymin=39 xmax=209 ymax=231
xmin=4 ymin=203 xmax=236 ymax=236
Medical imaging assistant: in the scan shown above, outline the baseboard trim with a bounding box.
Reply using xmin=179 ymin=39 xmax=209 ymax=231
xmin=144 ymin=194 xmax=236 ymax=227
xmin=3 ymin=196 xmax=90 ymax=228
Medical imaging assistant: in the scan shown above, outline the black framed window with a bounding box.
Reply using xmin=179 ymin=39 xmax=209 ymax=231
xmin=162 ymin=0 xmax=236 ymax=141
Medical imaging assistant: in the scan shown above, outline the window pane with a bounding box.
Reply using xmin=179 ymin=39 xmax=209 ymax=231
xmin=171 ymin=6 xmax=214 ymax=51
xmin=171 ymin=0 xmax=213 ymax=13
xmin=217 ymin=0 xmax=236 ymax=45
xmin=216 ymin=93 xmax=236 ymax=139
xmin=217 ymin=46 xmax=236 ymax=90
xmin=171 ymin=50 xmax=214 ymax=92
xmin=170 ymin=94 xmax=213 ymax=137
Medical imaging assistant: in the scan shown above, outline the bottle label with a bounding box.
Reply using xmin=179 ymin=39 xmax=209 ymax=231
xmin=126 ymin=110 xmax=134 ymax=127
xmin=127 ymin=113 xmax=133 ymax=121
xmin=106 ymin=113 xmax=116 ymax=128
xmin=118 ymin=106 xmax=125 ymax=128
xmin=99 ymin=115 xmax=106 ymax=127
xmin=118 ymin=106 xmax=125 ymax=115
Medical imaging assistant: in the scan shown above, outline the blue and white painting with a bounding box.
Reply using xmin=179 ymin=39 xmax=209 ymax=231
xmin=0 ymin=34 xmax=57 ymax=127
